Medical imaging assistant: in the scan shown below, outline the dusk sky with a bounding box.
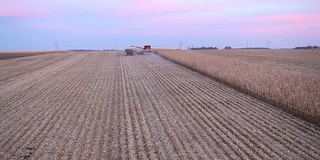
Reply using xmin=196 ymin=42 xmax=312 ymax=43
xmin=1 ymin=0 xmax=319 ymax=51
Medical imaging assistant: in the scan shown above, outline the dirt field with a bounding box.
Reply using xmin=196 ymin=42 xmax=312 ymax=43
xmin=0 ymin=51 xmax=72 ymax=60
xmin=1 ymin=51 xmax=320 ymax=159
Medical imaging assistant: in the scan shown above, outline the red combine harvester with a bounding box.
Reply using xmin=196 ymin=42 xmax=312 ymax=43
xmin=144 ymin=45 xmax=151 ymax=51
xmin=131 ymin=45 xmax=152 ymax=54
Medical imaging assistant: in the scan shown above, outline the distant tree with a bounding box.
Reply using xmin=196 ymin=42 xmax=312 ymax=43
xmin=190 ymin=46 xmax=218 ymax=50
xmin=295 ymin=46 xmax=311 ymax=49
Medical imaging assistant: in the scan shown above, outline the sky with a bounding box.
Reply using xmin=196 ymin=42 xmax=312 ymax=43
xmin=0 ymin=0 xmax=320 ymax=51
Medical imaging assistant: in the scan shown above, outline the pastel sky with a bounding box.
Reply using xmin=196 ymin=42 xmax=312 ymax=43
xmin=1 ymin=0 xmax=319 ymax=50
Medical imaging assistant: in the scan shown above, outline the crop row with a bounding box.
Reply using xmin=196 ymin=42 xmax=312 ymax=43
xmin=0 ymin=51 xmax=319 ymax=159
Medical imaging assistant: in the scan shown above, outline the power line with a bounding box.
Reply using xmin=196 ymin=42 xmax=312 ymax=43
xmin=267 ymin=41 xmax=271 ymax=49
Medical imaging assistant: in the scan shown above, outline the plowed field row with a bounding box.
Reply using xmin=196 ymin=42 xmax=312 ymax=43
xmin=0 ymin=51 xmax=319 ymax=159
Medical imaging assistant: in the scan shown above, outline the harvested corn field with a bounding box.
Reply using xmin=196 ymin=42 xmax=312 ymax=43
xmin=0 ymin=50 xmax=72 ymax=60
xmin=0 ymin=51 xmax=320 ymax=159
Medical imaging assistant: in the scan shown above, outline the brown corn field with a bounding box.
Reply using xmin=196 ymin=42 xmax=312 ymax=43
xmin=155 ymin=49 xmax=320 ymax=126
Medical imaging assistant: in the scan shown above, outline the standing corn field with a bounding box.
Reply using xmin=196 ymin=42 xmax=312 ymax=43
xmin=154 ymin=49 xmax=320 ymax=126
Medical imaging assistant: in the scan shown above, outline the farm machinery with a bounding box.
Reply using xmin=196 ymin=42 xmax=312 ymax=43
xmin=124 ymin=49 xmax=133 ymax=56
xmin=124 ymin=45 xmax=152 ymax=56
xmin=131 ymin=45 xmax=151 ymax=51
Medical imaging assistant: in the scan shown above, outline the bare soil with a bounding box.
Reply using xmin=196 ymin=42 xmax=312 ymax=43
xmin=0 ymin=51 xmax=320 ymax=159
xmin=0 ymin=51 xmax=72 ymax=60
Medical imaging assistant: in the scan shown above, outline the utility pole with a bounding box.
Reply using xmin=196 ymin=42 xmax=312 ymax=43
xmin=266 ymin=41 xmax=271 ymax=49
xmin=179 ymin=41 xmax=183 ymax=50
xmin=114 ymin=42 xmax=116 ymax=50
xmin=269 ymin=41 xmax=271 ymax=49
xmin=55 ymin=42 xmax=59 ymax=50
xmin=247 ymin=40 xmax=248 ymax=49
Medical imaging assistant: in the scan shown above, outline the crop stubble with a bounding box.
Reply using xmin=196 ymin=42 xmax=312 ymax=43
xmin=0 ymin=51 xmax=320 ymax=159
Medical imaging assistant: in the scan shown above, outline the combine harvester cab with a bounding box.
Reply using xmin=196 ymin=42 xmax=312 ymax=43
xmin=144 ymin=45 xmax=151 ymax=52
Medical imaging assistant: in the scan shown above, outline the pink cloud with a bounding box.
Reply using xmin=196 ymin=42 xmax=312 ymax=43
xmin=228 ymin=13 xmax=320 ymax=35
xmin=0 ymin=7 xmax=56 ymax=20
xmin=27 ymin=23 xmax=77 ymax=32
xmin=110 ymin=0 xmax=227 ymax=18
xmin=246 ymin=13 xmax=320 ymax=24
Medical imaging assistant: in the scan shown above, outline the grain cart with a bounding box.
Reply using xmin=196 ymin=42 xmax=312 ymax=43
xmin=124 ymin=49 xmax=133 ymax=56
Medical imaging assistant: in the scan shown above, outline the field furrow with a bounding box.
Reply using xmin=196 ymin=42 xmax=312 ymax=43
xmin=1 ymin=51 xmax=319 ymax=159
